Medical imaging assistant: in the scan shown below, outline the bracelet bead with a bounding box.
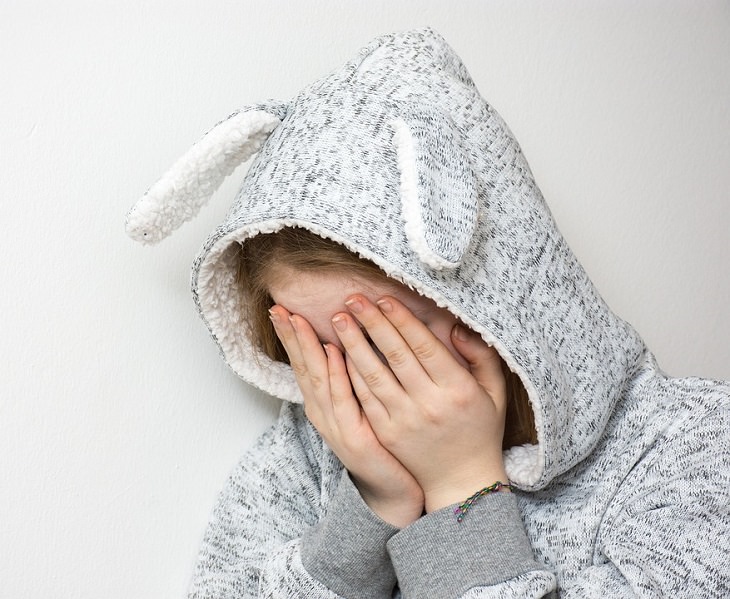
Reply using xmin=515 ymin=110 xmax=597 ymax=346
xmin=454 ymin=481 xmax=513 ymax=522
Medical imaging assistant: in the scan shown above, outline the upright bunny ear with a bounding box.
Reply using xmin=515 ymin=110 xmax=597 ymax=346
xmin=126 ymin=103 xmax=288 ymax=245
xmin=391 ymin=107 xmax=479 ymax=270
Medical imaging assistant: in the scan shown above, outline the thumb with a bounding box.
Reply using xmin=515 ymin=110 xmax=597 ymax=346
xmin=451 ymin=325 xmax=506 ymax=398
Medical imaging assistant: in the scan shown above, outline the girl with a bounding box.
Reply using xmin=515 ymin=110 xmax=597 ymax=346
xmin=127 ymin=28 xmax=730 ymax=598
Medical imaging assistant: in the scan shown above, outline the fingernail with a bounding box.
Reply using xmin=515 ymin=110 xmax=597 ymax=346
xmin=268 ymin=309 xmax=279 ymax=324
xmin=453 ymin=324 xmax=469 ymax=341
xmin=288 ymin=315 xmax=298 ymax=332
xmin=376 ymin=298 xmax=393 ymax=313
xmin=344 ymin=297 xmax=363 ymax=314
xmin=332 ymin=315 xmax=347 ymax=332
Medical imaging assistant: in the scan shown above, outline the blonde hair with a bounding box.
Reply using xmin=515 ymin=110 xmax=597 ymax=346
xmin=237 ymin=227 xmax=537 ymax=448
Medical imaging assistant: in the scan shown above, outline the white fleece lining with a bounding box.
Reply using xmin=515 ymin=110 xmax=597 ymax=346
xmin=126 ymin=110 xmax=281 ymax=245
xmin=196 ymin=219 xmax=545 ymax=487
xmin=390 ymin=118 xmax=459 ymax=270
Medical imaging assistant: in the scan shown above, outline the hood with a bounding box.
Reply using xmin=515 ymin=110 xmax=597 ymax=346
xmin=126 ymin=27 xmax=646 ymax=491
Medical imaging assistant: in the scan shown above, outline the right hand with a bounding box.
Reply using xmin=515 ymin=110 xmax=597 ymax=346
xmin=269 ymin=304 xmax=424 ymax=527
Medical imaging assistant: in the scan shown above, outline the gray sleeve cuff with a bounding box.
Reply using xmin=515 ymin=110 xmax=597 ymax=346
xmin=387 ymin=492 xmax=544 ymax=598
xmin=301 ymin=471 xmax=400 ymax=599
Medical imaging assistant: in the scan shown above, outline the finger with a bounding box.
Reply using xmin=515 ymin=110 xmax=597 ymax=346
xmin=324 ymin=343 xmax=365 ymax=430
xmin=326 ymin=343 xmax=392 ymax=448
xmin=451 ymin=325 xmax=507 ymax=403
xmin=345 ymin=352 xmax=392 ymax=425
xmin=269 ymin=305 xmax=308 ymax=384
xmin=289 ymin=313 xmax=331 ymax=398
xmin=331 ymin=310 xmax=405 ymax=404
xmin=342 ymin=295 xmax=429 ymax=391
xmin=269 ymin=306 xmax=327 ymax=423
xmin=371 ymin=295 xmax=465 ymax=385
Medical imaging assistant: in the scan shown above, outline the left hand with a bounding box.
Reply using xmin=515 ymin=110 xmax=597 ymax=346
xmin=269 ymin=304 xmax=425 ymax=527
xmin=332 ymin=295 xmax=509 ymax=513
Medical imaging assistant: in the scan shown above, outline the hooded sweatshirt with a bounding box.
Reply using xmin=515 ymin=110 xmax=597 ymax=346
xmin=126 ymin=28 xmax=730 ymax=598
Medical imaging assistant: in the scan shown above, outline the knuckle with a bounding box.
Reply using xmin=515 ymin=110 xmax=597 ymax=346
xmin=361 ymin=369 xmax=383 ymax=389
xmin=421 ymin=401 xmax=445 ymax=424
xmin=379 ymin=431 xmax=397 ymax=448
xmin=382 ymin=347 xmax=409 ymax=368
xmin=308 ymin=373 xmax=326 ymax=391
xmin=354 ymin=386 xmax=377 ymax=405
xmin=290 ymin=361 xmax=308 ymax=378
xmin=412 ymin=341 xmax=438 ymax=362
xmin=451 ymin=394 xmax=470 ymax=411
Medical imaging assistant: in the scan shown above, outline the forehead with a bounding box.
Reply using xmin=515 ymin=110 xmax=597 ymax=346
xmin=268 ymin=266 xmax=448 ymax=322
xmin=268 ymin=268 xmax=389 ymax=306
xmin=268 ymin=269 xmax=394 ymax=344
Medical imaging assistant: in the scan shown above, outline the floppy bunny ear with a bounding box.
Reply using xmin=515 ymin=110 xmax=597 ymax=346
xmin=126 ymin=103 xmax=288 ymax=245
xmin=391 ymin=107 xmax=479 ymax=270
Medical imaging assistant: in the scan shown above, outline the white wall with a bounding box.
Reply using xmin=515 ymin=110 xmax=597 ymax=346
xmin=1 ymin=2 xmax=728 ymax=597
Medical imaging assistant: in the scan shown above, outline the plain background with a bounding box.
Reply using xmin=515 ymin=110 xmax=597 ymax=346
xmin=1 ymin=2 xmax=728 ymax=597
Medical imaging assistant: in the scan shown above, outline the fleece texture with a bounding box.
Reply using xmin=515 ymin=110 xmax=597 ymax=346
xmin=127 ymin=28 xmax=730 ymax=598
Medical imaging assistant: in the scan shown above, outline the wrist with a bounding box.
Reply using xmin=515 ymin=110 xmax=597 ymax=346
xmin=363 ymin=495 xmax=424 ymax=528
xmin=352 ymin=476 xmax=424 ymax=528
xmin=423 ymin=467 xmax=509 ymax=514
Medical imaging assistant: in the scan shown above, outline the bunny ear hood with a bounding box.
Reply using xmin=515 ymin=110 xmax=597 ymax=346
xmin=128 ymin=28 xmax=646 ymax=491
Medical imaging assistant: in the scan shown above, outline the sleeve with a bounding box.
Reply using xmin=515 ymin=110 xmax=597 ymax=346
xmin=187 ymin=402 xmax=401 ymax=599
xmin=386 ymin=492 xmax=555 ymax=599
xmin=300 ymin=473 xmax=400 ymax=597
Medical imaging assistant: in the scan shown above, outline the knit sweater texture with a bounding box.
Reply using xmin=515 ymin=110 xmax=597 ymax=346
xmin=127 ymin=28 xmax=730 ymax=598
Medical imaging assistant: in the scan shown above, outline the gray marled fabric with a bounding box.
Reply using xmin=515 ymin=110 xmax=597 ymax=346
xmin=130 ymin=28 xmax=730 ymax=598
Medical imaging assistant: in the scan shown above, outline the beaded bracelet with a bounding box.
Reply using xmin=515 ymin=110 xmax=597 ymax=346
xmin=454 ymin=481 xmax=513 ymax=523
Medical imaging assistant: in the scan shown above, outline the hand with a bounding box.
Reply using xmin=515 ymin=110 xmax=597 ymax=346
xmin=332 ymin=295 xmax=508 ymax=513
xmin=269 ymin=304 xmax=424 ymax=527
